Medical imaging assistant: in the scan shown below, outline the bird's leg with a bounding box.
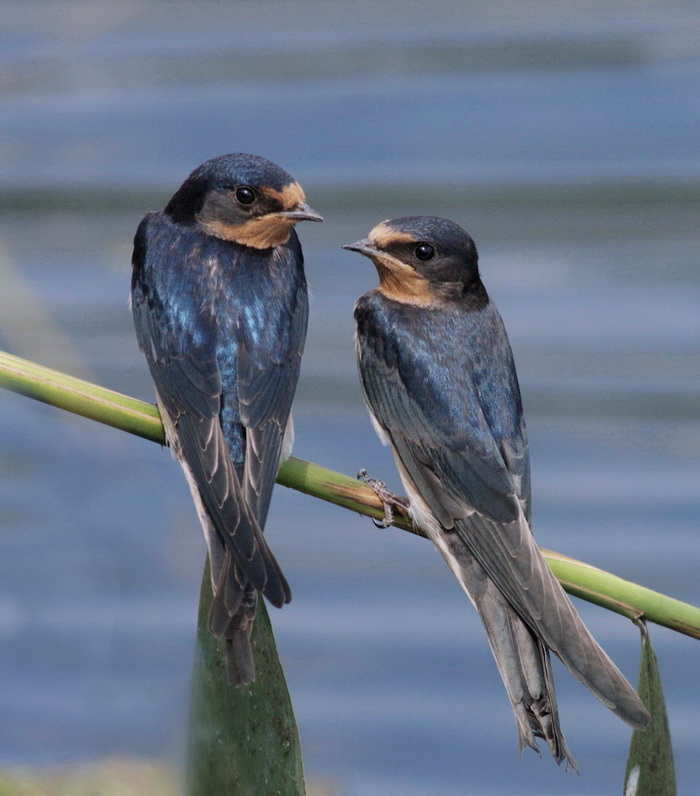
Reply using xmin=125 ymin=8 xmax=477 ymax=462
xmin=357 ymin=469 xmax=410 ymax=528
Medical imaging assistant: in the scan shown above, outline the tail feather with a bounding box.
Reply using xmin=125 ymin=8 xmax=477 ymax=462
xmin=226 ymin=631 xmax=255 ymax=686
xmin=207 ymin=550 xmax=259 ymax=685
xmin=429 ymin=517 xmax=650 ymax=766
xmin=444 ymin=538 xmax=578 ymax=769
xmin=220 ymin=584 xmax=257 ymax=686
xmin=462 ymin=513 xmax=651 ymax=731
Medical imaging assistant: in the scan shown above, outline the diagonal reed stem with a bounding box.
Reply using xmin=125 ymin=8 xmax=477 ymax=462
xmin=1 ymin=348 xmax=699 ymax=640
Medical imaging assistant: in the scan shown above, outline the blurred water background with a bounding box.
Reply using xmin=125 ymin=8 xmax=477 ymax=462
xmin=1 ymin=2 xmax=699 ymax=793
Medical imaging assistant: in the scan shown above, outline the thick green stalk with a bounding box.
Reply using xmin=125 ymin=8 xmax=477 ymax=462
xmin=187 ymin=560 xmax=305 ymax=796
xmin=1 ymin=349 xmax=699 ymax=639
xmin=0 ymin=350 xmax=165 ymax=444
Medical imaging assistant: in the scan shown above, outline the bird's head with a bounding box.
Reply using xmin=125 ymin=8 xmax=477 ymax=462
xmin=164 ymin=153 xmax=323 ymax=249
xmin=343 ymin=216 xmax=482 ymax=306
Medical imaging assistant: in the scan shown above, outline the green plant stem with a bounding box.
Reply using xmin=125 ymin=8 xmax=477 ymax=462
xmin=0 ymin=350 xmax=165 ymax=443
xmin=2 ymin=349 xmax=699 ymax=640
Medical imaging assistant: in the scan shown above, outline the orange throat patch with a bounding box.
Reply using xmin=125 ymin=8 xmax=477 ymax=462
xmin=375 ymin=259 xmax=436 ymax=306
xmin=202 ymin=216 xmax=294 ymax=248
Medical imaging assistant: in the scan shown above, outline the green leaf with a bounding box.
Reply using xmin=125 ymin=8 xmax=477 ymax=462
xmin=187 ymin=558 xmax=305 ymax=796
xmin=624 ymin=627 xmax=676 ymax=796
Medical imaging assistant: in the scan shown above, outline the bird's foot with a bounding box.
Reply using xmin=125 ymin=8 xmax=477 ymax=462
xmin=357 ymin=469 xmax=410 ymax=527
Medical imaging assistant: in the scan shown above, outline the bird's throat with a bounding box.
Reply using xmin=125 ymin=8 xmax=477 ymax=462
xmin=201 ymin=216 xmax=294 ymax=249
xmin=377 ymin=264 xmax=436 ymax=307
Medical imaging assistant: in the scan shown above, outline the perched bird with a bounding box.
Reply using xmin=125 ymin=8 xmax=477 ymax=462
xmin=344 ymin=216 xmax=650 ymax=768
xmin=131 ymin=153 xmax=322 ymax=684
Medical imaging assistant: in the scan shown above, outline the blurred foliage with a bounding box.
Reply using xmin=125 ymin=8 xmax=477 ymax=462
xmin=0 ymin=760 xmax=177 ymax=796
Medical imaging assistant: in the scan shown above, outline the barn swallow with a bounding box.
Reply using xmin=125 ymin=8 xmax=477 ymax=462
xmin=344 ymin=216 xmax=650 ymax=767
xmin=131 ymin=153 xmax=322 ymax=684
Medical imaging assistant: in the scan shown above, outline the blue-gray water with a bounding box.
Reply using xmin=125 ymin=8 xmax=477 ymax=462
xmin=1 ymin=2 xmax=699 ymax=793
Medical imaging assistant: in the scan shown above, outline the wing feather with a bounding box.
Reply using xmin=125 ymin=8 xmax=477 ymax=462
xmin=237 ymin=233 xmax=309 ymax=526
xmin=355 ymin=291 xmax=649 ymax=729
xmin=131 ymin=213 xmax=290 ymax=605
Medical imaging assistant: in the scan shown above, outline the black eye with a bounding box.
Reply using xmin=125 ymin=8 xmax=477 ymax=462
xmin=235 ymin=186 xmax=256 ymax=205
xmin=415 ymin=243 xmax=435 ymax=261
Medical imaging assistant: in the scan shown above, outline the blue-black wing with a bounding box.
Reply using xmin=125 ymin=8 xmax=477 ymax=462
xmin=355 ymin=292 xmax=649 ymax=730
xmin=212 ymin=230 xmax=308 ymax=679
xmin=356 ymin=292 xmax=529 ymax=523
xmin=131 ymin=212 xmax=290 ymax=608
xmin=235 ymin=229 xmax=308 ymax=527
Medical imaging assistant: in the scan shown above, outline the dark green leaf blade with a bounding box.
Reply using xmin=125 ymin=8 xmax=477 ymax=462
xmin=624 ymin=628 xmax=676 ymax=796
xmin=186 ymin=558 xmax=305 ymax=796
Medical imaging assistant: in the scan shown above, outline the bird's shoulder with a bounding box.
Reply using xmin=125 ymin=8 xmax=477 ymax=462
xmin=355 ymin=288 xmax=507 ymax=377
xmin=355 ymin=292 xmax=529 ymax=523
xmin=356 ymin=287 xmax=524 ymax=448
xmin=131 ymin=211 xmax=212 ymax=297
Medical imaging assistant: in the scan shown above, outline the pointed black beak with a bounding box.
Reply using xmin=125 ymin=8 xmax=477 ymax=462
xmin=278 ymin=202 xmax=324 ymax=223
xmin=342 ymin=238 xmax=378 ymax=257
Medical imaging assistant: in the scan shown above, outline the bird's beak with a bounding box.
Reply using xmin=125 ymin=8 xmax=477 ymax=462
xmin=277 ymin=202 xmax=324 ymax=223
xmin=342 ymin=238 xmax=379 ymax=258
